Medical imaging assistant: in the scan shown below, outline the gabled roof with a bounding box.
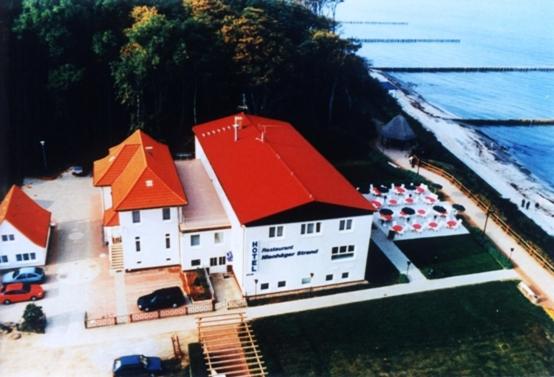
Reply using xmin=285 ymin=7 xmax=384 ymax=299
xmin=381 ymin=115 xmax=416 ymax=141
xmin=0 ymin=185 xmax=51 ymax=247
xmin=193 ymin=113 xmax=374 ymax=224
xmin=93 ymin=130 xmax=187 ymax=211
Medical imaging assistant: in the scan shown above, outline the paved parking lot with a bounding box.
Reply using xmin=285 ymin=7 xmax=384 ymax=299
xmin=0 ymin=172 xmax=199 ymax=376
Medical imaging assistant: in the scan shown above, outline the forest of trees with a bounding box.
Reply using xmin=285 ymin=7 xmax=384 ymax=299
xmin=0 ymin=0 xmax=395 ymax=195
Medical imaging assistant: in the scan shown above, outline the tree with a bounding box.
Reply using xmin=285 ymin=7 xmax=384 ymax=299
xmin=221 ymin=6 xmax=291 ymax=113
xmin=112 ymin=5 xmax=187 ymax=131
xmin=19 ymin=303 xmax=46 ymax=333
xmin=299 ymin=29 xmax=360 ymax=125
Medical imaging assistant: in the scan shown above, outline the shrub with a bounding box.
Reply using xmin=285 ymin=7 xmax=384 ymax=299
xmin=19 ymin=304 xmax=46 ymax=334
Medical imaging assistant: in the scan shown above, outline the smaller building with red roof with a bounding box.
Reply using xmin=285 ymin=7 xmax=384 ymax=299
xmin=93 ymin=130 xmax=188 ymax=270
xmin=0 ymin=185 xmax=52 ymax=269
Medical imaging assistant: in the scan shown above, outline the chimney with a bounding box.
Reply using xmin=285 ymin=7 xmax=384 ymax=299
xmin=233 ymin=116 xmax=242 ymax=142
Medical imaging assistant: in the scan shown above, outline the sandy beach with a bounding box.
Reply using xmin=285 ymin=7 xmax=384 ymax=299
xmin=369 ymin=70 xmax=554 ymax=236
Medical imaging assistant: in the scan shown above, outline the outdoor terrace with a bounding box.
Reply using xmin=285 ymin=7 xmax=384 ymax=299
xmin=365 ymin=182 xmax=469 ymax=240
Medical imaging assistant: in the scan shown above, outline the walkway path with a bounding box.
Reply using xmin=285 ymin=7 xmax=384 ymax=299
xmin=371 ymin=229 xmax=427 ymax=281
xmin=246 ymin=269 xmax=518 ymax=320
xmin=379 ymin=146 xmax=554 ymax=305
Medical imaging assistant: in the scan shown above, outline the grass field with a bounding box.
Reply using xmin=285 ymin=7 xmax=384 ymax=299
xmin=253 ymin=282 xmax=554 ymax=377
xmin=396 ymin=228 xmax=511 ymax=279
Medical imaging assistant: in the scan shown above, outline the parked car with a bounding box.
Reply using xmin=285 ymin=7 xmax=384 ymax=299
xmin=2 ymin=267 xmax=45 ymax=284
xmin=112 ymin=354 xmax=163 ymax=377
xmin=137 ymin=286 xmax=186 ymax=312
xmin=0 ymin=283 xmax=44 ymax=304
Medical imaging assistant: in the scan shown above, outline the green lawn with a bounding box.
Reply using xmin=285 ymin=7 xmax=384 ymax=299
xmin=253 ymin=282 xmax=554 ymax=377
xmin=396 ymin=228 xmax=511 ymax=279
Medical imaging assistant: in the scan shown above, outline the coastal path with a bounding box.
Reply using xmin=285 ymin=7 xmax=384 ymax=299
xmin=378 ymin=146 xmax=554 ymax=306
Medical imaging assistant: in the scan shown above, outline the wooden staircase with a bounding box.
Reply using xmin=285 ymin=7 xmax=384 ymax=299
xmin=110 ymin=242 xmax=124 ymax=271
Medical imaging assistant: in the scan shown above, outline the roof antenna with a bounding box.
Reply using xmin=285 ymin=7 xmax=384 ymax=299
xmin=237 ymin=93 xmax=248 ymax=113
xmin=233 ymin=116 xmax=242 ymax=142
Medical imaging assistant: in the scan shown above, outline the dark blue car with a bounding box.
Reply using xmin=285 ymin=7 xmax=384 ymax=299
xmin=113 ymin=354 xmax=163 ymax=376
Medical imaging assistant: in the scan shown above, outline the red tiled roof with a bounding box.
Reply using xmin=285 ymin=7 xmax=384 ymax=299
xmin=103 ymin=207 xmax=120 ymax=227
xmin=0 ymin=185 xmax=51 ymax=247
xmin=93 ymin=130 xmax=187 ymax=211
xmin=193 ymin=114 xmax=374 ymax=224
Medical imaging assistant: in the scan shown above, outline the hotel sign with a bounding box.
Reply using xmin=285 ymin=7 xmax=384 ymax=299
xmin=251 ymin=241 xmax=259 ymax=272
xmin=250 ymin=243 xmax=319 ymax=270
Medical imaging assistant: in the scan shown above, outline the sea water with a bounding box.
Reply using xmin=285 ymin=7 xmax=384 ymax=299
xmin=336 ymin=0 xmax=554 ymax=189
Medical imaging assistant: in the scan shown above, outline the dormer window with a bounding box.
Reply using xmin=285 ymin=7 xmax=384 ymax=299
xmin=145 ymin=180 xmax=153 ymax=187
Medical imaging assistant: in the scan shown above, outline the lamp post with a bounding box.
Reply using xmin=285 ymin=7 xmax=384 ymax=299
xmin=483 ymin=206 xmax=493 ymax=234
xmin=509 ymin=247 xmax=515 ymax=262
xmin=310 ymin=273 xmax=314 ymax=297
xmin=254 ymin=278 xmax=258 ymax=298
xmin=39 ymin=140 xmax=47 ymax=172
xmin=406 ymin=261 xmax=411 ymax=276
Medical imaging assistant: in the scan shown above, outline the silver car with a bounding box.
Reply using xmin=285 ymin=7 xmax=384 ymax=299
xmin=2 ymin=267 xmax=46 ymax=284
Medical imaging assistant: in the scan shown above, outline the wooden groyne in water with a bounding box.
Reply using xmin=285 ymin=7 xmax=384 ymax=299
xmin=358 ymin=38 xmax=460 ymax=43
xmin=340 ymin=21 xmax=408 ymax=25
xmin=454 ymin=119 xmax=554 ymax=126
xmin=375 ymin=67 xmax=554 ymax=72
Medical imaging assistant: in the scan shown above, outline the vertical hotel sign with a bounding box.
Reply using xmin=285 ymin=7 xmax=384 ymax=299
xmin=251 ymin=241 xmax=259 ymax=272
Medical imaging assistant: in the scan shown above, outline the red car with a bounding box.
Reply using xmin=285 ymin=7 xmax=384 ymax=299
xmin=0 ymin=283 xmax=44 ymax=304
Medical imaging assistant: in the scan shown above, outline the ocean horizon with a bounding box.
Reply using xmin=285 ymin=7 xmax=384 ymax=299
xmin=337 ymin=0 xmax=554 ymax=190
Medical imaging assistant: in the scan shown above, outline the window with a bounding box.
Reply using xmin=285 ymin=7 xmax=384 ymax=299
xmin=331 ymin=245 xmax=355 ymax=260
xmin=1 ymin=235 xmax=6 ymax=242
xmin=339 ymin=219 xmax=353 ymax=231
xmin=16 ymin=254 xmax=22 ymax=262
xmin=300 ymin=222 xmax=321 ymax=235
xmin=191 ymin=234 xmax=200 ymax=246
xmin=132 ymin=210 xmax=140 ymax=223
xmin=214 ymin=232 xmax=223 ymax=244
xmin=260 ymin=283 xmax=269 ymax=290
xmin=8 ymin=234 xmax=14 ymax=241
xmin=218 ymin=256 xmax=226 ymax=265
xmin=135 ymin=237 xmax=141 ymax=252
xmin=30 ymin=253 xmax=36 ymax=260
xmin=23 ymin=253 xmax=29 ymax=261
xmin=0 ymin=255 xmax=8 ymax=263
xmin=162 ymin=208 xmax=171 ymax=220
xmin=269 ymin=226 xmax=284 ymax=238
xmin=210 ymin=257 xmax=217 ymax=266
xmin=1 ymin=234 xmax=14 ymax=242
xmin=191 ymin=259 xmax=201 ymax=266
xmin=165 ymin=234 xmax=171 ymax=249
xmin=326 ymin=274 xmax=333 ymax=281
xmin=278 ymin=281 xmax=286 ymax=288
xmin=341 ymin=272 xmax=349 ymax=279
xmin=301 ymin=277 xmax=312 ymax=284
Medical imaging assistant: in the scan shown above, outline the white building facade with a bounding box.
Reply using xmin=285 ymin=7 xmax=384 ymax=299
xmin=94 ymin=115 xmax=375 ymax=298
xmin=0 ymin=185 xmax=52 ymax=270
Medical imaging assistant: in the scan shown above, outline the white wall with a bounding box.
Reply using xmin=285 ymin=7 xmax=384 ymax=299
xmin=0 ymin=221 xmax=48 ymax=270
xmin=194 ymin=139 xmax=246 ymax=288
xmin=241 ymin=215 xmax=373 ymax=296
xmin=180 ymin=228 xmax=232 ymax=273
xmin=120 ymin=207 xmax=181 ymax=270
xmin=101 ymin=187 xmax=112 ymax=210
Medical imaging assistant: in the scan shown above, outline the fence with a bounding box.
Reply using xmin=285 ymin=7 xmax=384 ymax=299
xmin=84 ymin=301 xmax=214 ymax=329
xmin=416 ymin=158 xmax=554 ymax=274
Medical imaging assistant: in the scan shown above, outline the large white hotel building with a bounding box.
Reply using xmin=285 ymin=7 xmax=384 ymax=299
xmin=94 ymin=113 xmax=375 ymax=297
